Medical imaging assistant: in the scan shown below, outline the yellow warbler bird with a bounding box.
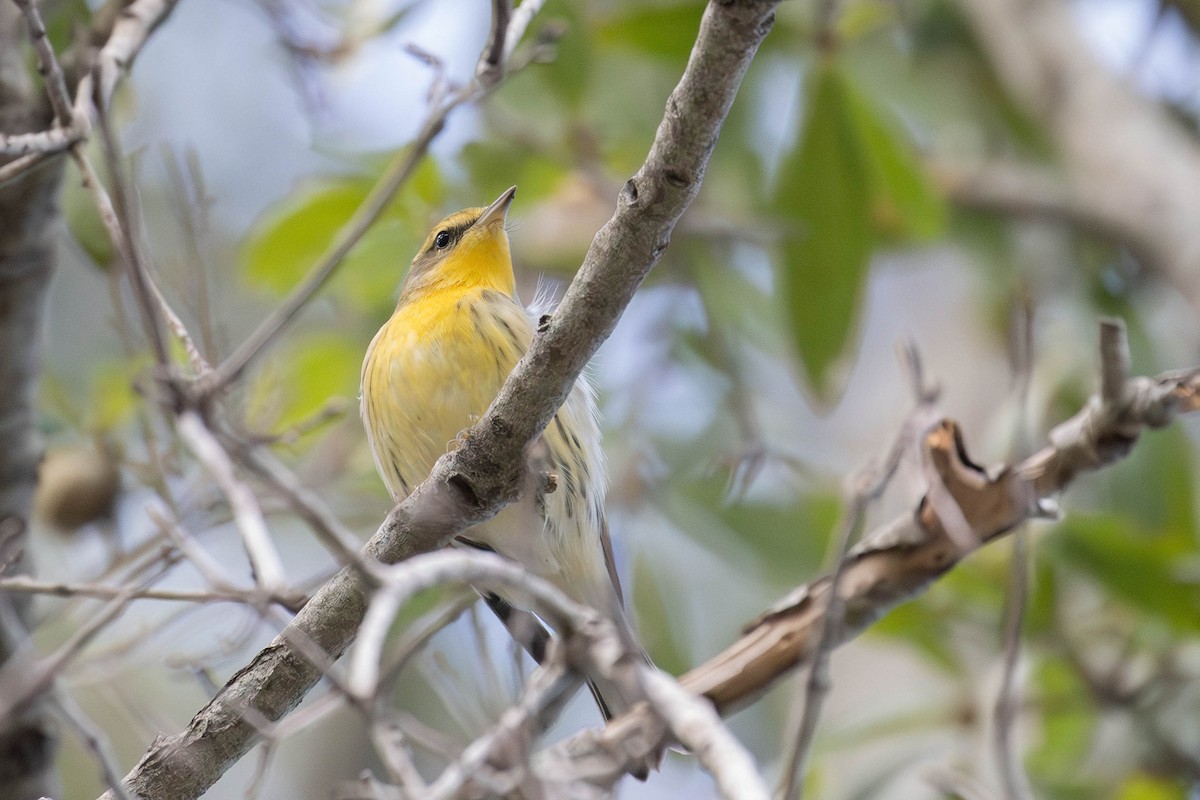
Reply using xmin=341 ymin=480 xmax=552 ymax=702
xmin=361 ymin=186 xmax=641 ymax=719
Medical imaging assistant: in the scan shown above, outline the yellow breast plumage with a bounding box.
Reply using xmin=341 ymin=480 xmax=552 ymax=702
xmin=361 ymin=285 xmax=527 ymax=498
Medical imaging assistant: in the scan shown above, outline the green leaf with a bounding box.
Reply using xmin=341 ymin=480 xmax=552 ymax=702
xmin=1100 ymin=426 xmax=1197 ymax=544
xmin=1047 ymin=515 xmax=1200 ymax=634
xmin=62 ymin=160 xmax=115 ymax=268
xmin=668 ymin=473 xmax=836 ymax=586
xmin=42 ymin=357 xmax=146 ymax=434
xmin=241 ymin=158 xmax=443 ymax=310
xmin=845 ymin=85 xmax=945 ymax=241
xmin=537 ymin=5 xmax=593 ymax=111
xmin=869 ymin=598 xmax=960 ymax=672
xmin=775 ymin=62 xmax=944 ymax=401
xmin=331 ymin=211 xmax=427 ymax=311
xmin=246 ymin=334 xmax=361 ymax=436
xmin=44 ymin=0 xmax=90 ymax=53
xmin=458 ymin=142 xmax=564 ymax=207
xmin=1115 ymin=774 xmax=1188 ymax=800
xmin=1027 ymin=657 xmax=1098 ymax=787
xmin=632 ymin=554 xmax=690 ymax=676
xmin=776 ymin=64 xmax=875 ymax=401
xmin=836 ymin=0 xmax=897 ymax=41
xmin=243 ymin=178 xmax=381 ymax=292
xmin=245 ymin=181 xmax=339 ymax=292
xmin=89 ymin=359 xmax=142 ymax=432
xmin=598 ymin=4 xmax=705 ymax=65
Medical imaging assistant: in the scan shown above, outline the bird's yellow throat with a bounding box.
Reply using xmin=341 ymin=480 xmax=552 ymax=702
xmin=396 ymin=187 xmax=517 ymax=304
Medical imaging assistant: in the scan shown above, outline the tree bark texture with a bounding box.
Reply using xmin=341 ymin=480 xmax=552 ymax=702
xmin=0 ymin=4 xmax=67 ymax=799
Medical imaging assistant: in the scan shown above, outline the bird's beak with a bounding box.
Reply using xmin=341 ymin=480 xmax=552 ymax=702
xmin=475 ymin=186 xmax=517 ymax=228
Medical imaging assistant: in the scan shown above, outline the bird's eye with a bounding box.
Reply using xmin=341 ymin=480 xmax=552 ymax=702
xmin=434 ymin=231 xmax=451 ymax=249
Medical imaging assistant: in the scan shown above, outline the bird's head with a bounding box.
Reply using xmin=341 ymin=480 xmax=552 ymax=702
xmin=400 ymin=186 xmax=517 ymax=299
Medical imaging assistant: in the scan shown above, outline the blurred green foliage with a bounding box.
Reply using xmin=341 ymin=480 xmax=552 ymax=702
xmin=242 ymin=158 xmax=445 ymax=313
xmin=775 ymin=60 xmax=944 ymax=400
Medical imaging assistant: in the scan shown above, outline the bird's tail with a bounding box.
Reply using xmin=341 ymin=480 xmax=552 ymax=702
xmin=482 ymin=591 xmax=649 ymax=719
xmin=584 ymin=602 xmax=651 ymax=721
xmin=481 ymin=592 xmax=659 ymax=780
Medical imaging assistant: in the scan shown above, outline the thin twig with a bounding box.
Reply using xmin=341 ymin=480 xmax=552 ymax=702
xmin=1099 ymin=318 xmax=1130 ymax=403
xmin=503 ymin=0 xmax=547 ymax=62
xmin=92 ymin=103 xmax=175 ymax=373
xmin=0 ymin=574 xmax=285 ymax=605
xmin=925 ymin=766 xmax=999 ymax=800
xmin=427 ymin=645 xmax=578 ymax=800
xmin=220 ymin=432 xmax=365 ymax=567
xmin=540 ymin=324 xmax=1200 ymax=787
xmin=146 ymin=503 xmax=244 ymax=595
xmin=815 ymin=0 xmax=840 ymax=50
xmin=0 ymin=561 xmax=171 ymax=723
xmin=377 ymin=593 xmax=477 ymax=692
xmin=19 ymin=0 xmax=202 ymax=380
xmin=995 ymin=529 xmax=1030 ymax=800
xmin=640 ymin=667 xmax=769 ymax=800
xmin=349 ymin=550 xmax=591 ymax=700
xmin=468 ymin=601 xmax=507 ymax=706
xmin=94 ymin=0 xmax=181 ymax=108
xmin=401 ymin=552 xmax=650 ymax=800
xmin=775 ymin=494 xmax=869 ymax=800
xmin=994 ymin=295 xmax=1034 ymax=800
xmin=477 ymin=0 xmax=511 ymax=84
xmin=0 ymin=149 xmax=52 ymax=185
xmin=243 ymin=740 xmax=275 ymax=800
xmin=777 ymin=342 xmax=939 ymax=800
xmin=204 ymin=89 xmax=464 ymax=394
xmin=176 ymin=410 xmax=288 ymax=594
xmin=50 ymin=692 xmax=137 ymax=800
xmin=0 ymin=54 xmax=95 ymax=185
xmin=12 ymin=0 xmax=74 ymax=123
xmin=369 ymin=715 xmax=428 ymax=796
xmin=0 ymin=125 xmax=81 ymax=156
xmin=160 ymin=146 xmax=221 ymax=363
